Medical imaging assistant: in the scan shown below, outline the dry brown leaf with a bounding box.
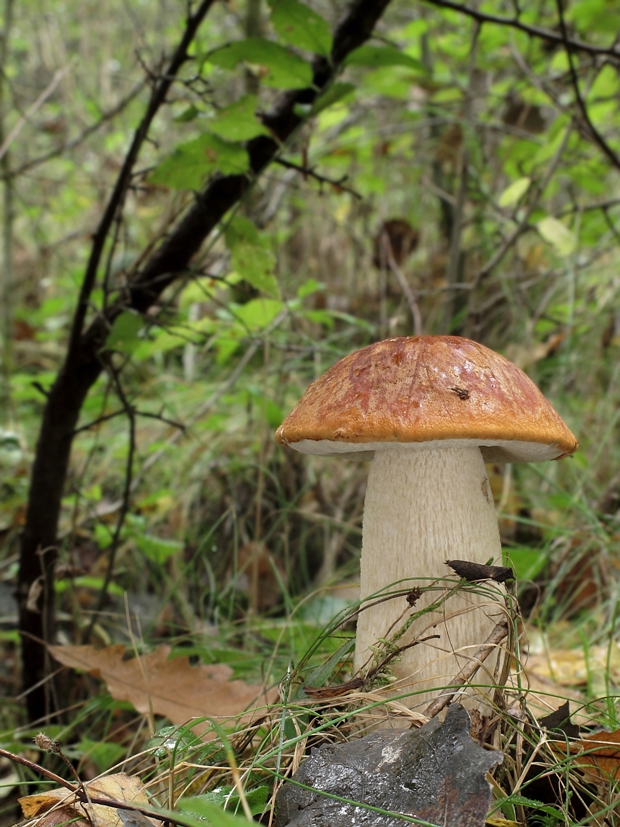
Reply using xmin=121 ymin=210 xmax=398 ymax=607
xmin=19 ymin=772 xmax=153 ymax=827
xmin=49 ymin=644 xmax=274 ymax=729
xmin=552 ymin=729 xmax=620 ymax=783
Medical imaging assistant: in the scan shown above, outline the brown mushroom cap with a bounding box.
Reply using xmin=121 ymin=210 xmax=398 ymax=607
xmin=275 ymin=335 xmax=578 ymax=463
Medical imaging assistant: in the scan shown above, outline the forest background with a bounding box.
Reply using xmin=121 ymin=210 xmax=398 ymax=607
xmin=1 ymin=0 xmax=620 ymax=823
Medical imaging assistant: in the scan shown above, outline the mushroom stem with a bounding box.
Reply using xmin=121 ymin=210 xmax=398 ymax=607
xmin=354 ymin=446 xmax=505 ymax=709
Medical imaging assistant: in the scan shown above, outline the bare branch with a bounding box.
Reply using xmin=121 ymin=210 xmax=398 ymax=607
xmin=6 ymin=79 xmax=146 ymax=178
xmin=555 ymin=0 xmax=620 ymax=171
xmin=421 ymin=0 xmax=620 ymax=60
xmin=0 ymin=63 xmax=74 ymax=162
xmin=275 ymin=157 xmax=362 ymax=199
xmin=424 ymin=621 xmax=509 ymax=718
xmin=84 ymin=360 xmax=137 ymax=639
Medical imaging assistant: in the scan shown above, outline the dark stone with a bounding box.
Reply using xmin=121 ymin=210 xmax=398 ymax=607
xmin=276 ymin=704 xmax=502 ymax=827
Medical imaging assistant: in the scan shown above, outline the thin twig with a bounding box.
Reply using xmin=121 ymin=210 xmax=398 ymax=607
xmin=3 ymin=79 xmax=146 ymax=178
xmin=275 ymin=157 xmax=362 ymax=199
xmin=472 ymin=120 xmax=573 ymax=288
xmin=555 ymin=0 xmax=620 ymax=171
xmin=0 ymin=741 xmax=198 ymax=827
xmin=73 ymin=407 xmax=185 ymax=435
xmin=423 ymin=621 xmax=509 ymax=718
xmin=84 ymin=361 xmax=137 ymax=640
xmin=444 ymin=20 xmax=479 ymax=331
xmin=365 ymin=634 xmax=441 ymax=684
xmin=0 ymin=62 xmax=74 ymax=161
xmin=0 ymin=745 xmax=74 ymax=789
xmin=379 ymin=231 xmax=424 ymax=336
xmin=421 ymin=0 xmax=620 ymax=59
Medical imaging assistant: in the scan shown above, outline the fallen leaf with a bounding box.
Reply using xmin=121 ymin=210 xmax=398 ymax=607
xmin=506 ymin=667 xmax=585 ymax=723
xmin=539 ymin=701 xmax=580 ymax=739
xmin=525 ymin=643 xmax=620 ymax=695
xmin=49 ymin=644 xmax=274 ymax=731
xmin=552 ymin=729 xmax=620 ymax=783
xmin=19 ymin=773 xmax=153 ymax=827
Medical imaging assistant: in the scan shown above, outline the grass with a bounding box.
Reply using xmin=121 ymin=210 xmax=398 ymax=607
xmin=4 ymin=550 xmax=620 ymax=826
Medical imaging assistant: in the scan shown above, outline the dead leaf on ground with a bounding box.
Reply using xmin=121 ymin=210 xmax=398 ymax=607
xmin=506 ymin=667 xmax=586 ymax=723
xmin=551 ymin=728 xmax=620 ymax=783
xmin=19 ymin=772 xmax=155 ymax=827
xmin=525 ymin=643 xmax=620 ymax=697
xmin=49 ymin=644 xmax=275 ymax=733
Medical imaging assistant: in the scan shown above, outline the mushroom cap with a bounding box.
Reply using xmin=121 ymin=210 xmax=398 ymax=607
xmin=275 ymin=336 xmax=578 ymax=463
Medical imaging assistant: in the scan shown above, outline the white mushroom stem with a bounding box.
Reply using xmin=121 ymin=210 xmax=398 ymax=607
xmin=354 ymin=445 xmax=505 ymax=709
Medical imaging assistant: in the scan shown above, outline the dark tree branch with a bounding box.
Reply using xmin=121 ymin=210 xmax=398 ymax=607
xmin=73 ymin=407 xmax=184 ymax=436
xmin=275 ymin=157 xmax=362 ymax=198
xmin=421 ymin=0 xmax=620 ymax=60
xmin=18 ymin=0 xmax=394 ymax=723
xmin=555 ymin=0 xmax=620 ymax=172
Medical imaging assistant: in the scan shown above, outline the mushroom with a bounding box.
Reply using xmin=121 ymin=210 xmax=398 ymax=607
xmin=276 ymin=336 xmax=577 ymax=709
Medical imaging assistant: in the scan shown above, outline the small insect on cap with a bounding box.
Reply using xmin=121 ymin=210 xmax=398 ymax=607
xmin=275 ymin=335 xmax=578 ymax=463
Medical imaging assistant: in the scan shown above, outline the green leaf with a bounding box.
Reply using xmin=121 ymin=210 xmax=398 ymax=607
xmin=233 ymin=298 xmax=284 ymax=331
xmin=501 ymin=795 xmax=564 ymax=819
xmin=208 ymin=38 xmax=312 ymax=89
xmin=177 ymin=797 xmax=252 ymax=826
xmin=174 ymin=104 xmax=201 ymax=123
xmin=268 ymin=0 xmax=332 ymax=57
xmin=134 ymin=534 xmax=184 ymax=565
xmin=94 ymin=523 xmax=114 ymax=549
xmin=105 ymin=311 xmax=143 ymax=353
xmin=537 ymin=216 xmax=577 ymax=257
xmin=207 ymin=95 xmax=270 ymax=141
xmin=309 ymin=82 xmax=355 ymax=116
xmin=302 ymin=638 xmax=355 ymax=693
xmin=148 ymin=725 xmax=200 ymax=761
xmin=498 ymin=176 xmax=531 ymax=208
xmin=504 ymin=548 xmax=546 ymax=581
xmin=225 ymin=217 xmax=280 ymax=298
xmin=150 ymin=135 xmax=249 ymax=190
xmin=246 ymin=386 xmax=284 ymax=429
xmin=344 ymin=44 xmax=424 ymax=71
xmin=185 ymin=786 xmax=269 ymax=818
xmin=297 ymin=277 xmax=325 ymax=298
xmin=303 ymin=308 xmax=334 ymax=330
xmin=77 ymin=737 xmax=126 ymax=774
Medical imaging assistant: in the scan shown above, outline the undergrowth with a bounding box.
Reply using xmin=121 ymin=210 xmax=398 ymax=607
xmin=5 ymin=564 xmax=620 ymax=827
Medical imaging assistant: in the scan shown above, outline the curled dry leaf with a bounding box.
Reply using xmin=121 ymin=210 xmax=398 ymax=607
xmin=19 ymin=772 xmax=155 ymax=827
xmin=445 ymin=559 xmax=514 ymax=583
xmin=49 ymin=644 xmax=275 ymax=733
xmin=26 ymin=576 xmax=44 ymax=612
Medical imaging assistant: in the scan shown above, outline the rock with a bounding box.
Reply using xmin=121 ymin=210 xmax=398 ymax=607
xmin=276 ymin=704 xmax=502 ymax=827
